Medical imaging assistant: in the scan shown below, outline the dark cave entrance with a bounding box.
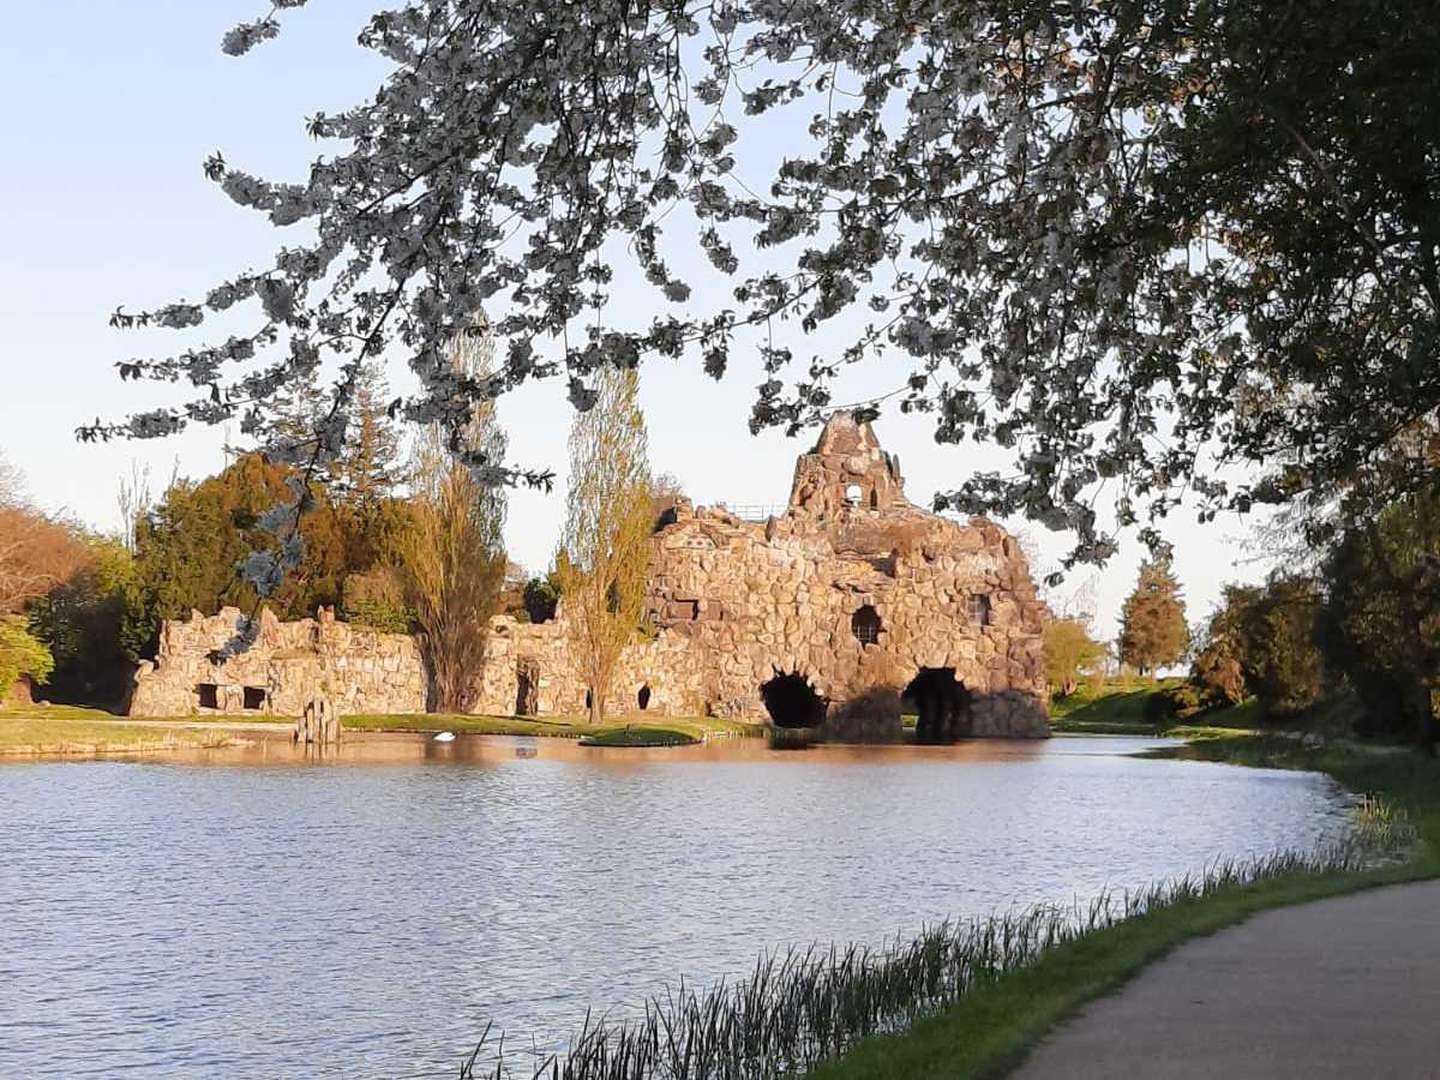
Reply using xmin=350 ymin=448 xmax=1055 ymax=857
xmin=902 ymin=668 xmax=974 ymax=744
xmin=760 ymin=672 xmax=828 ymax=728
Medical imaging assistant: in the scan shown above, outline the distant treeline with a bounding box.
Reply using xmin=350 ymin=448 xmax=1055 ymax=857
xmin=1163 ymin=494 xmax=1440 ymax=749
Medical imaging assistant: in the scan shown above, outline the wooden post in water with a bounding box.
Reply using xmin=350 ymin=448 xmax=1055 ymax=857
xmin=293 ymin=696 xmax=340 ymax=745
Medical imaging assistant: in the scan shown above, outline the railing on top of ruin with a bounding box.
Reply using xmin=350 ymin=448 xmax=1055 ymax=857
xmin=715 ymin=503 xmax=786 ymax=522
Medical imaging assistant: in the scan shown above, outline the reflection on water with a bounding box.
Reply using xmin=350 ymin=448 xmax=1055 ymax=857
xmin=0 ymin=734 xmax=1348 ymax=1078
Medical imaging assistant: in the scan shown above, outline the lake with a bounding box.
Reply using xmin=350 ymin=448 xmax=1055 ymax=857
xmin=0 ymin=733 xmax=1350 ymax=1078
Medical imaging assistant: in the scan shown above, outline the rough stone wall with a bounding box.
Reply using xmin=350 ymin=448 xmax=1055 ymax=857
xmin=129 ymin=606 xmax=426 ymax=717
xmin=468 ymin=615 xmax=708 ymax=720
xmin=641 ymin=416 xmax=1049 ymax=737
xmin=130 ymin=415 xmax=1049 ymax=737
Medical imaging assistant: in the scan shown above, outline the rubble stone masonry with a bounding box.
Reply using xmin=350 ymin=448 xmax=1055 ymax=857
xmin=131 ymin=416 xmax=1049 ymax=739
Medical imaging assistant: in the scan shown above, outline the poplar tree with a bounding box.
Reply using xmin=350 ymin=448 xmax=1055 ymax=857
xmin=1118 ymin=557 xmax=1189 ymax=676
xmin=399 ymin=327 xmax=508 ymax=713
xmin=559 ymin=368 xmax=652 ymax=725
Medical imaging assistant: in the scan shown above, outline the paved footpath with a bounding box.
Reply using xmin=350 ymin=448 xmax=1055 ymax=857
xmin=1012 ymin=880 xmax=1440 ymax=1079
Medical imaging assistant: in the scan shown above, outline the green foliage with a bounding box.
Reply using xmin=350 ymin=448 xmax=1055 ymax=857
xmin=25 ymin=537 xmax=140 ymax=707
xmin=130 ymin=454 xmax=349 ymax=651
xmin=1146 ymin=682 xmax=1210 ymax=726
xmin=1043 ymin=617 xmax=1107 ymax=698
xmin=396 ymin=328 xmax=509 ymax=713
xmin=0 ymin=615 xmax=54 ymax=694
xmin=521 ymin=572 xmax=562 ymax=624
xmin=1317 ymin=493 xmax=1440 ymax=746
xmin=340 ymin=568 xmax=413 ymax=634
xmin=1196 ymin=576 xmax=1326 ymax=720
xmin=559 ymin=367 xmax=653 ymax=725
xmin=1117 ymin=558 xmax=1188 ymax=675
xmin=332 ymin=360 xmax=405 ymax=507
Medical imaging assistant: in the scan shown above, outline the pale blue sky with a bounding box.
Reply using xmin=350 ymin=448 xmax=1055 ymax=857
xmin=0 ymin=1 xmax=1275 ymax=645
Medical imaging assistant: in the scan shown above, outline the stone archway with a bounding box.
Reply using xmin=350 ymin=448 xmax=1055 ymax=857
xmin=902 ymin=668 xmax=974 ymax=744
xmin=760 ymin=672 xmax=828 ymax=728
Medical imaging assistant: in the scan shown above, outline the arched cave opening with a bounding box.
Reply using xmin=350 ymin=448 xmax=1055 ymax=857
xmin=851 ymin=604 xmax=882 ymax=646
xmin=638 ymin=684 xmax=651 ymax=710
xmin=902 ymin=668 xmax=974 ymax=744
xmin=760 ymin=672 xmax=828 ymax=728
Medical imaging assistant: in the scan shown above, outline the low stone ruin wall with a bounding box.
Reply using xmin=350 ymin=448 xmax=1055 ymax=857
xmin=129 ymin=607 xmax=426 ymax=718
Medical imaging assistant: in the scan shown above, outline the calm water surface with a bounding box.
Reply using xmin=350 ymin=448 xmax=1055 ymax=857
xmin=0 ymin=733 xmax=1350 ymax=1078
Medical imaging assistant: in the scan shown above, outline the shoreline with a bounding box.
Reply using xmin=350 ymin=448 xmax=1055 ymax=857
xmin=804 ymin=734 xmax=1440 ymax=1080
xmin=0 ymin=709 xmax=772 ymax=758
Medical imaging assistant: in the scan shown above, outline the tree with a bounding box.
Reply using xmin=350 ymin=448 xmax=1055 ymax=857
xmin=1118 ymin=558 xmax=1188 ymax=676
xmin=27 ymin=537 xmax=142 ymax=707
xmin=1190 ymin=621 xmax=1248 ymax=709
xmin=0 ymin=616 xmax=53 ymax=701
xmin=0 ymin=467 xmax=88 ymax=616
xmin=0 ymin=454 xmax=23 ymax=508
xmin=559 ymin=367 xmax=652 ymax=725
xmin=1318 ymin=495 xmax=1440 ymax=749
xmin=333 ymin=360 xmax=404 ymax=509
xmin=94 ymin=2 xmax=1440 ymax=573
xmin=520 ymin=572 xmax=563 ymax=625
xmin=1228 ymin=577 xmax=1326 ymax=718
xmin=1043 ymin=617 xmax=1107 ymax=699
xmin=129 ymin=454 xmax=348 ymax=652
xmin=397 ymin=327 xmax=508 ymax=712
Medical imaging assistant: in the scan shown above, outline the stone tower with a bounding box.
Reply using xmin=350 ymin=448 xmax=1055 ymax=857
xmin=788 ymin=414 xmax=907 ymax=518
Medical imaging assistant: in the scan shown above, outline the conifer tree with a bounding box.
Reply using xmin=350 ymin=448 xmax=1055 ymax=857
xmin=1118 ymin=557 xmax=1189 ymax=677
xmin=334 ymin=361 xmax=403 ymax=508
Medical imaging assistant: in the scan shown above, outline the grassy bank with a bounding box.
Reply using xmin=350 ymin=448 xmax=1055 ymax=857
xmin=1048 ymin=679 xmax=1263 ymax=736
xmin=0 ymin=715 xmax=250 ymax=756
xmin=0 ymin=704 xmax=764 ymax=755
xmin=805 ymin=735 xmax=1440 ymax=1080
xmin=344 ymin=711 xmax=766 ymax=742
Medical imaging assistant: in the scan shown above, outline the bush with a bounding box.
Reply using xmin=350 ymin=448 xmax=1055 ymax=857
xmin=341 ymin=568 xmax=413 ymax=633
xmin=522 ymin=574 xmax=562 ymax=623
xmin=0 ymin=616 xmax=54 ymax=697
xmin=1143 ymin=688 xmax=1178 ymax=726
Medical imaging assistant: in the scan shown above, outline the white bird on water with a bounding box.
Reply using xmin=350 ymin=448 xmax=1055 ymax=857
xmin=433 ymin=731 xmax=456 ymax=743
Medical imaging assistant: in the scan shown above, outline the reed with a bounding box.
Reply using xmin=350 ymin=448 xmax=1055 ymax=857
xmin=458 ymin=799 xmax=1410 ymax=1080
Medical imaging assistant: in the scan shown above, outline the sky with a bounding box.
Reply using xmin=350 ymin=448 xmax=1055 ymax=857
xmin=0 ymin=1 xmax=1281 ymax=648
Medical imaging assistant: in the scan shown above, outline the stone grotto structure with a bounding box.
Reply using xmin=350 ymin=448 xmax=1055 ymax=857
xmin=129 ymin=415 xmax=1050 ymax=739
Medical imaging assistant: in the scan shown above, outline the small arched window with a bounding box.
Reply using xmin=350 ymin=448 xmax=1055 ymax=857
xmin=638 ymin=685 xmax=652 ymax=710
xmin=852 ymin=604 xmax=882 ymax=645
xmin=844 ymin=483 xmax=863 ymax=507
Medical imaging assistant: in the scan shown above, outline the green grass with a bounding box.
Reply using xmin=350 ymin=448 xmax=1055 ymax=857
xmin=0 ymin=716 xmax=249 ymax=755
xmin=0 ymin=704 xmax=765 ymax=751
xmin=343 ymin=711 xmax=766 ymax=743
xmin=1048 ymin=681 xmax=1263 ymax=736
xmin=1046 ymin=679 xmax=1180 ymax=733
xmin=804 ymin=735 xmax=1440 ymax=1080
xmin=578 ymin=724 xmax=700 ymax=747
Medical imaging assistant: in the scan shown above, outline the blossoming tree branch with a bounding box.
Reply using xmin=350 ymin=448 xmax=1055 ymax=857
xmin=85 ymin=0 xmax=1439 ymax=580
